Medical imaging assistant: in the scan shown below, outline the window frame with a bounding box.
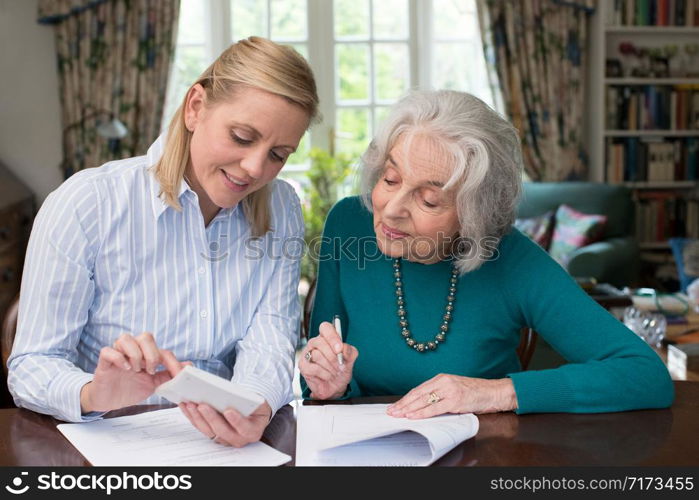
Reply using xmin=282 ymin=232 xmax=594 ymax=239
xmin=166 ymin=0 xmax=497 ymax=168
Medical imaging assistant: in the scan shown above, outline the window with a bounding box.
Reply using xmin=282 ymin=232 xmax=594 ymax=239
xmin=164 ymin=0 xmax=500 ymax=185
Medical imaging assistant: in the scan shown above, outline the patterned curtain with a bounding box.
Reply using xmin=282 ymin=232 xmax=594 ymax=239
xmin=476 ymin=0 xmax=596 ymax=181
xmin=38 ymin=0 xmax=180 ymax=177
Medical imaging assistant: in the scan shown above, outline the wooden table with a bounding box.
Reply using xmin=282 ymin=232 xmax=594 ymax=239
xmin=666 ymin=310 xmax=699 ymax=338
xmin=1 ymin=381 xmax=697 ymax=466
xmin=660 ymin=310 xmax=699 ymax=382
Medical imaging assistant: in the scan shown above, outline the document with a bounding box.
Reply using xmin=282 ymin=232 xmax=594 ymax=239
xmin=57 ymin=408 xmax=291 ymax=466
xmin=295 ymin=404 xmax=478 ymax=466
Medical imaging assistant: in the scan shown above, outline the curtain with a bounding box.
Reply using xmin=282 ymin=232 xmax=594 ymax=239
xmin=38 ymin=0 xmax=180 ymax=177
xmin=477 ymin=0 xmax=596 ymax=181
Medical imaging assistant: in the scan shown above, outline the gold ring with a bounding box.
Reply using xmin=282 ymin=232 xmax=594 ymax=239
xmin=427 ymin=392 xmax=441 ymax=405
xmin=304 ymin=350 xmax=313 ymax=362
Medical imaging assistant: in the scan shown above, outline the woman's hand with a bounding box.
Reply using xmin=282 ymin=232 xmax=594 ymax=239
xmin=299 ymin=321 xmax=358 ymax=400
xmin=179 ymin=400 xmax=273 ymax=447
xmin=386 ymin=374 xmax=518 ymax=419
xmin=80 ymin=332 xmax=186 ymax=413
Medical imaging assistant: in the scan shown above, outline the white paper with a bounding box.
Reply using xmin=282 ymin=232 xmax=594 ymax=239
xmin=296 ymin=404 xmax=478 ymax=466
xmin=57 ymin=408 xmax=291 ymax=466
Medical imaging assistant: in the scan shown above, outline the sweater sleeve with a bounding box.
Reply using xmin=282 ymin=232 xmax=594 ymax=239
xmin=501 ymin=231 xmax=674 ymax=414
xmin=301 ymin=199 xmax=359 ymax=399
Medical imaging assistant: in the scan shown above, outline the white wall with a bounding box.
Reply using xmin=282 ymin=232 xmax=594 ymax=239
xmin=0 ymin=0 xmax=63 ymax=203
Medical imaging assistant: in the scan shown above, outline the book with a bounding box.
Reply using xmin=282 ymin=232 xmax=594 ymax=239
xmin=688 ymin=138 xmax=698 ymax=180
xmin=296 ymin=404 xmax=479 ymax=466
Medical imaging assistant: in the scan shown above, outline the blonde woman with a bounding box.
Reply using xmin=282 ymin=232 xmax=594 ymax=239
xmin=9 ymin=37 xmax=318 ymax=447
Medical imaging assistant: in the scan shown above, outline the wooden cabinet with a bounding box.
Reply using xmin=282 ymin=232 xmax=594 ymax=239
xmin=0 ymin=162 xmax=35 ymax=407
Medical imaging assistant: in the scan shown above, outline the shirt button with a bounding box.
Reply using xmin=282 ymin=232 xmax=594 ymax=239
xmin=198 ymin=266 xmax=205 ymax=275
xmin=198 ymin=351 xmax=206 ymax=358
xmin=200 ymin=310 xmax=208 ymax=318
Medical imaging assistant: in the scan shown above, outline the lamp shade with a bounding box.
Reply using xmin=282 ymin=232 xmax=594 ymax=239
xmin=96 ymin=118 xmax=128 ymax=139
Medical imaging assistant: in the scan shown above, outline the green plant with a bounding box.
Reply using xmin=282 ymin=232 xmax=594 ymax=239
xmin=301 ymin=147 xmax=354 ymax=284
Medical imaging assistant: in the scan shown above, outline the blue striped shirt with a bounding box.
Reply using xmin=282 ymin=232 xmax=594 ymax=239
xmin=8 ymin=135 xmax=304 ymax=422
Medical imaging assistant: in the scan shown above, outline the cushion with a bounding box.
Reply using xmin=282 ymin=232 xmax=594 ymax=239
xmin=669 ymin=238 xmax=699 ymax=293
xmin=514 ymin=211 xmax=555 ymax=249
xmin=549 ymin=204 xmax=607 ymax=267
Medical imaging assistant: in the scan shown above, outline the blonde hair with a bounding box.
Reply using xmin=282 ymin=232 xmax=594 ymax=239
xmin=153 ymin=36 xmax=319 ymax=237
xmin=360 ymin=90 xmax=523 ymax=275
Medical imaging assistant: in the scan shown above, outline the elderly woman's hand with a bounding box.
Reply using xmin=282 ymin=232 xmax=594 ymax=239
xmin=386 ymin=374 xmax=518 ymax=419
xmin=300 ymin=321 xmax=359 ymax=400
xmin=179 ymin=400 xmax=272 ymax=447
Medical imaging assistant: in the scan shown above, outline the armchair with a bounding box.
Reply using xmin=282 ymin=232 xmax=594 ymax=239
xmin=517 ymin=182 xmax=640 ymax=287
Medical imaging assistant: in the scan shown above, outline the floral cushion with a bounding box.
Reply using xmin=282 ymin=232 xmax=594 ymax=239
xmin=514 ymin=211 xmax=555 ymax=250
xmin=549 ymin=204 xmax=607 ymax=267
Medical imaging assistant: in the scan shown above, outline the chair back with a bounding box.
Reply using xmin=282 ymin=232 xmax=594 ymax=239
xmin=1 ymin=294 xmax=19 ymax=379
xmin=517 ymin=327 xmax=538 ymax=370
xmin=301 ymin=279 xmax=317 ymax=341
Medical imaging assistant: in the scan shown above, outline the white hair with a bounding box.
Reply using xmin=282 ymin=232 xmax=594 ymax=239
xmin=359 ymin=89 xmax=523 ymax=274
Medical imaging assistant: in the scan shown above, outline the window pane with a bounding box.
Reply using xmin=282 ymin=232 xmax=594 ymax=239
xmin=286 ymin=131 xmax=310 ymax=166
xmin=432 ymin=0 xmax=478 ymax=40
xmin=276 ymin=171 xmax=307 ymax=201
xmin=178 ymin=0 xmax=206 ymax=44
xmin=374 ymin=106 xmax=391 ymax=131
xmin=334 ymin=0 xmax=369 ymax=39
xmin=231 ymin=0 xmax=268 ymax=40
xmin=336 ymin=108 xmax=371 ymax=159
xmin=372 ymin=0 xmax=408 ymax=39
xmin=336 ymin=44 xmax=370 ymax=102
xmin=433 ymin=42 xmax=495 ymax=106
xmin=374 ymin=43 xmax=408 ymax=102
xmin=271 ymin=0 xmax=307 ymax=40
xmin=163 ymin=45 xmax=208 ymax=126
xmin=290 ymin=43 xmax=308 ymax=59
xmin=432 ymin=42 xmax=468 ymax=90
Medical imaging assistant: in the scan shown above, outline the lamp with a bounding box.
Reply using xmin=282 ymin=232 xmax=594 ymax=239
xmin=63 ymin=109 xmax=129 ymax=139
xmin=61 ymin=109 xmax=129 ymax=177
xmin=96 ymin=116 xmax=128 ymax=139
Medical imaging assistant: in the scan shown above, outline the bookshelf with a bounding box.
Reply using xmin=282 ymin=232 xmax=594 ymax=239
xmin=590 ymin=0 xmax=699 ymax=288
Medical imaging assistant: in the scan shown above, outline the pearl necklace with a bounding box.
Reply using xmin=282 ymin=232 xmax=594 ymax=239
xmin=393 ymin=258 xmax=458 ymax=352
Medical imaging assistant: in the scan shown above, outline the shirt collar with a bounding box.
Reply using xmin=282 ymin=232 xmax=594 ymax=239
xmin=147 ymin=133 xmax=193 ymax=220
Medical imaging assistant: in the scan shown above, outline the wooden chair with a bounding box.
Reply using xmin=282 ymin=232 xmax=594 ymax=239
xmin=1 ymin=294 xmax=19 ymax=379
xmin=517 ymin=327 xmax=538 ymax=371
xmin=301 ymin=278 xmax=316 ymax=342
xmin=301 ymin=280 xmax=538 ymax=370
xmin=1 ymin=294 xmax=19 ymax=407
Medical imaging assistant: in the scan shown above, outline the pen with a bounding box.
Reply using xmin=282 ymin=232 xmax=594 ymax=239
xmin=333 ymin=315 xmax=344 ymax=366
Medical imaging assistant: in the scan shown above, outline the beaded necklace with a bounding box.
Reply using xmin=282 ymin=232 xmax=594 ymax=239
xmin=392 ymin=258 xmax=458 ymax=352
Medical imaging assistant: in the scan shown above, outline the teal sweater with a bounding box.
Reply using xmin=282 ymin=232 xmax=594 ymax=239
xmin=302 ymin=197 xmax=674 ymax=413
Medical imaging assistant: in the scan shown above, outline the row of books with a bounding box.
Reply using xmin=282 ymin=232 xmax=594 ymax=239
xmin=606 ymin=137 xmax=699 ymax=182
xmin=605 ymin=86 xmax=699 ymax=131
xmin=606 ymin=0 xmax=699 ymax=26
xmin=635 ymin=194 xmax=699 ymax=242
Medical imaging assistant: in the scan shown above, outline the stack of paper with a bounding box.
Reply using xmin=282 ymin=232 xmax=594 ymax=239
xmin=57 ymin=408 xmax=290 ymax=466
xmin=296 ymin=404 xmax=479 ymax=466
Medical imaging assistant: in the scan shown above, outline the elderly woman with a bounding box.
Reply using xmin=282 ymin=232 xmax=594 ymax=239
xmin=299 ymin=90 xmax=673 ymax=417
xmin=9 ymin=37 xmax=317 ymax=446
